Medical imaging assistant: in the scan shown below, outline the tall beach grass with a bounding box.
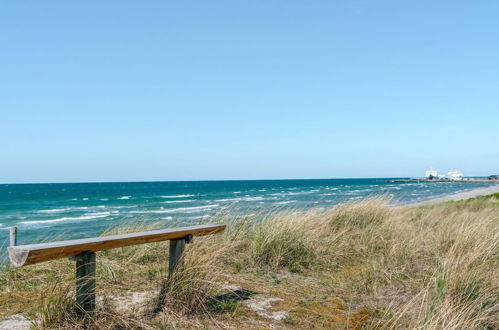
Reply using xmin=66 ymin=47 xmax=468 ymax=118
xmin=0 ymin=195 xmax=497 ymax=329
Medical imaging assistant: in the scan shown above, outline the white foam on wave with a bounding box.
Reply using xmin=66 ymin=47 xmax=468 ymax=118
xmin=160 ymin=194 xmax=195 ymax=198
xmin=20 ymin=212 xmax=112 ymax=225
xmin=215 ymin=196 xmax=264 ymax=202
xmin=37 ymin=208 xmax=72 ymax=214
xmin=274 ymin=201 xmax=295 ymax=205
xmin=288 ymin=191 xmax=315 ymax=195
xmin=158 ymin=204 xmax=220 ymax=214
xmin=161 ymin=200 xmax=195 ymax=204
xmin=37 ymin=206 xmax=90 ymax=213
xmin=270 ymin=191 xmax=313 ymax=196
xmin=132 ymin=204 xmax=219 ymax=214
xmin=118 ymin=196 xmax=131 ymax=200
xmin=187 ymin=215 xmax=211 ymax=220
xmin=110 ymin=205 xmax=137 ymax=209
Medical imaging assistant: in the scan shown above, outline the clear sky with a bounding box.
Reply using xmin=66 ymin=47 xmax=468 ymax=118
xmin=1 ymin=1 xmax=498 ymax=183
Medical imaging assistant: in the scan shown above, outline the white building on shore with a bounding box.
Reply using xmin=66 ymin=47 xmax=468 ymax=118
xmin=424 ymin=169 xmax=464 ymax=180
xmin=447 ymin=170 xmax=464 ymax=181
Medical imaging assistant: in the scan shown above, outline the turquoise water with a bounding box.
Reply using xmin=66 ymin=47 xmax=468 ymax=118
xmin=0 ymin=179 xmax=497 ymax=248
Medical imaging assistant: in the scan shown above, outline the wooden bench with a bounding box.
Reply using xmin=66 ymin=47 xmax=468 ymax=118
xmin=8 ymin=224 xmax=226 ymax=313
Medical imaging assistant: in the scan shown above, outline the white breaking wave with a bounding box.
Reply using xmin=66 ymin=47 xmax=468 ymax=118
xmin=37 ymin=207 xmax=89 ymax=213
xmin=215 ymin=198 xmax=242 ymax=202
xmin=156 ymin=204 xmax=219 ymax=214
xmin=161 ymin=200 xmax=195 ymax=204
xmin=132 ymin=204 xmax=219 ymax=214
xmin=160 ymin=194 xmax=195 ymax=198
xmin=118 ymin=196 xmax=131 ymax=200
xmin=37 ymin=208 xmax=72 ymax=213
xmin=187 ymin=215 xmax=211 ymax=220
xmin=20 ymin=212 xmax=112 ymax=225
xmin=274 ymin=201 xmax=295 ymax=205
xmin=215 ymin=196 xmax=264 ymax=202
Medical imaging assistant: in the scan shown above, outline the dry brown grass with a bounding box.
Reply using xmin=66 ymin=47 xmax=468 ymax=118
xmin=0 ymin=195 xmax=497 ymax=329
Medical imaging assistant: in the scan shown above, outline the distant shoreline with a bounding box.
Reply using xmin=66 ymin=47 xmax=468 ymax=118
xmin=388 ymin=179 xmax=499 ymax=183
xmin=413 ymin=184 xmax=499 ymax=205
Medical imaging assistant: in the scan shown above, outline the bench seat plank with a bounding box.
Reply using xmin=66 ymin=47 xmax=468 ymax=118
xmin=8 ymin=224 xmax=225 ymax=267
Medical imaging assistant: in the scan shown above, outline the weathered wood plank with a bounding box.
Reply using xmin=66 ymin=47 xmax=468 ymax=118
xmin=8 ymin=224 xmax=225 ymax=267
xmin=75 ymin=251 xmax=96 ymax=313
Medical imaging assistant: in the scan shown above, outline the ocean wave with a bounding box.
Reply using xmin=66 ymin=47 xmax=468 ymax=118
xmin=37 ymin=207 xmax=89 ymax=213
xmin=118 ymin=196 xmax=131 ymax=200
xmin=274 ymin=201 xmax=295 ymax=205
xmin=288 ymin=191 xmax=314 ymax=195
xmin=132 ymin=204 xmax=219 ymax=214
xmin=20 ymin=212 xmax=112 ymax=225
xmin=159 ymin=204 xmax=220 ymax=213
xmin=160 ymin=194 xmax=195 ymax=198
xmin=270 ymin=191 xmax=313 ymax=196
xmin=186 ymin=215 xmax=211 ymax=220
xmin=37 ymin=208 xmax=72 ymax=213
xmin=110 ymin=205 xmax=137 ymax=209
xmin=161 ymin=200 xmax=195 ymax=204
xmin=215 ymin=196 xmax=264 ymax=202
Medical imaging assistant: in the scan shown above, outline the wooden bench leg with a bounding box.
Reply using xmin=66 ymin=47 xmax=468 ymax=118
xmin=169 ymin=235 xmax=193 ymax=276
xmin=155 ymin=235 xmax=193 ymax=312
xmin=169 ymin=239 xmax=186 ymax=277
xmin=75 ymin=251 xmax=96 ymax=313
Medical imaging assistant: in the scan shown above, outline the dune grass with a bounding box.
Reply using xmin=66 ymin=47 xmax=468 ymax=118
xmin=0 ymin=196 xmax=497 ymax=329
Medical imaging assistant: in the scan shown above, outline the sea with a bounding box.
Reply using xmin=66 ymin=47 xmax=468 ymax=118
xmin=0 ymin=179 xmax=497 ymax=249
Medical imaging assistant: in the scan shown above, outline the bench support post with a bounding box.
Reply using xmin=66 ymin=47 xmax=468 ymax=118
xmin=75 ymin=251 xmax=96 ymax=313
xmin=169 ymin=234 xmax=192 ymax=276
xmin=155 ymin=235 xmax=193 ymax=312
xmin=169 ymin=238 xmax=186 ymax=276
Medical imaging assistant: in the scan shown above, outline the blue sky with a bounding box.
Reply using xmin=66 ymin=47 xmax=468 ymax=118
xmin=1 ymin=1 xmax=498 ymax=183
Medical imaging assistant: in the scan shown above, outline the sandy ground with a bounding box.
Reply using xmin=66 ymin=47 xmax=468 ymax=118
xmin=414 ymin=184 xmax=499 ymax=206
